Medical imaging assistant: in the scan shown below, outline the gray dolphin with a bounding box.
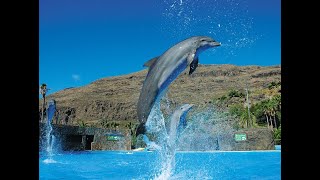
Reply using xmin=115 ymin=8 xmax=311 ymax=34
xmin=47 ymin=99 xmax=56 ymax=123
xmin=165 ymin=104 xmax=194 ymax=168
xmin=167 ymin=104 xmax=194 ymax=143
xmin=136 ymin=36 xmax=220 ymax=135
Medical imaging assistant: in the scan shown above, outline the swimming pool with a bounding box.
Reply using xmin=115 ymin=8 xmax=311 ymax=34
xmin=40 ymin=150 xmax=280 ymax=179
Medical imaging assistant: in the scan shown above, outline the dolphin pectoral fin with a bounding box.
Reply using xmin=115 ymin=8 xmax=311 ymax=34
xmin=189 ymin=57 xmax=199 ymax=75
xmin=143 ymin=57 xmax=159 ymax=67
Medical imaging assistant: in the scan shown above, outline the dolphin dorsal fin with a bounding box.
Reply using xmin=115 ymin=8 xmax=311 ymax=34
xmin=143 ymin=57 xmax=159 ymax=68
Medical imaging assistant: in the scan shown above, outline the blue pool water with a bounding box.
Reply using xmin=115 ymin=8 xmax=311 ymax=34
xmin=40 ymin=150 xmax=280 ymax=180
xmin=275 ymin=145 xmax=281 ymax=150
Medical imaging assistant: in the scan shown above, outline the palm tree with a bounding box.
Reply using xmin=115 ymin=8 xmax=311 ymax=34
xmin=267 ymin=108 xmax=274 ymax=129
xmin=261 ymin=101 xmax=271 ymax=129
xmin=270 ymin=104 xmax=277 ymax=129
xmin=125 ymin=122 xmax=138 ymax=138
xmin=125 ymin=122 xmax=139 ymax=148
xmin=239 ymin=108 xmax=256 ymax=128
xmin=264 ymin=111 xmax=270 ymax=129
xmin=266 ymin=99 xmax=279 ymax=130
xmin=40 ymin=83 xmax=49 ymax=122
xmin=272 ymin=94 xmax=281 ymax=129
xmin=239 ymin=111 xmax=249 ymax=128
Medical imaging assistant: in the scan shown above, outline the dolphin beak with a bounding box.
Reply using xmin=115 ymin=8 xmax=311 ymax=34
xmin=210 ymin=41 xmax=221 ymax=47
xmin=188 ymin=104 xmax=194 ymax=110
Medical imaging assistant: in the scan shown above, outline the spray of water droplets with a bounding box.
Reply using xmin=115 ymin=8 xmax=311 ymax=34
xmin=156 ymin=0 xmax=260 ymax=64
xmin=145 ymin=103 xmax=174 ymax=179
xmin=177 ymin=106 xmax=236 ymax=151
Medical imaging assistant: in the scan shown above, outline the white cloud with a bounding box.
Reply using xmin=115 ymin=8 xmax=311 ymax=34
xmin=72 ymin=74 xmax=80 ymax=81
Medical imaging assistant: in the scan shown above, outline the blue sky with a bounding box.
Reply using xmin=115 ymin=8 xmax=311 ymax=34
xmin=40 ymin=0 xmax=280 ymax=95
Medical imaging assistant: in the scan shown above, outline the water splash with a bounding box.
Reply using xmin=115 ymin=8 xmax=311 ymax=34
xmin=144 ymin=103 xmax=235 ymax=179
xmin=146 ymin=103 xmax=168 ymax=136
xmin=143 ymin=135 xmax=162 ymax=151
xmin=145 ymin=103 xmax=174 ymax=179
xmin=43 ymin=158 xmax=57 ymax=164
xmin=162 ymin=93 xmax=173 ymax=116
xmin=43 ymin=99 xmax=60 ymax=163
xmin=177 ymin=106 xmax=235 ymax=151
xmin=145 ymin=103 xmax=196 ymax=179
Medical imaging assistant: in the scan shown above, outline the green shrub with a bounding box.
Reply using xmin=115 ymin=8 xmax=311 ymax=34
xmin=268 ymin=81 xmax=281 ymax=89
xmin=219 ymin=95 xmax=228 ymax=101
xmin=228 ymin=89 xmax=245 ymax=98
xmin=273 ymin=126 xmax=281 ymax=145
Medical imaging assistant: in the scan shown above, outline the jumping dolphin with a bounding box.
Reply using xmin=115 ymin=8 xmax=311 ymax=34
xmin=47 ymin=99 xmax=56 ymax=123
xmin=163 ymin=104 xmax=194 ymax=170
xmin=136 ymin=36 xmax=220 ymax=135
xmin=141 ymin=105 xmax=193 ymax=152
xmin=167 ymin=104 xmax=194 ymax=144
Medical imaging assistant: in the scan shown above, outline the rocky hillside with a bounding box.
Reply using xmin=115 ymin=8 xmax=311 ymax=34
xmin=40 ymin=64 xmax=281 ymax=126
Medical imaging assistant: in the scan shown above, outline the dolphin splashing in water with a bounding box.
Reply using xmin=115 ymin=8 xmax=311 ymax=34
xmin=136 ymin=36 xmax=220 ymax=135
xmin=167 ymin=104 xmax=194 ymax=145
xmin=47 ymin=99 xmax=56 ymax=123
xmin=153 ymin=104 xmax=194 ymax=179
